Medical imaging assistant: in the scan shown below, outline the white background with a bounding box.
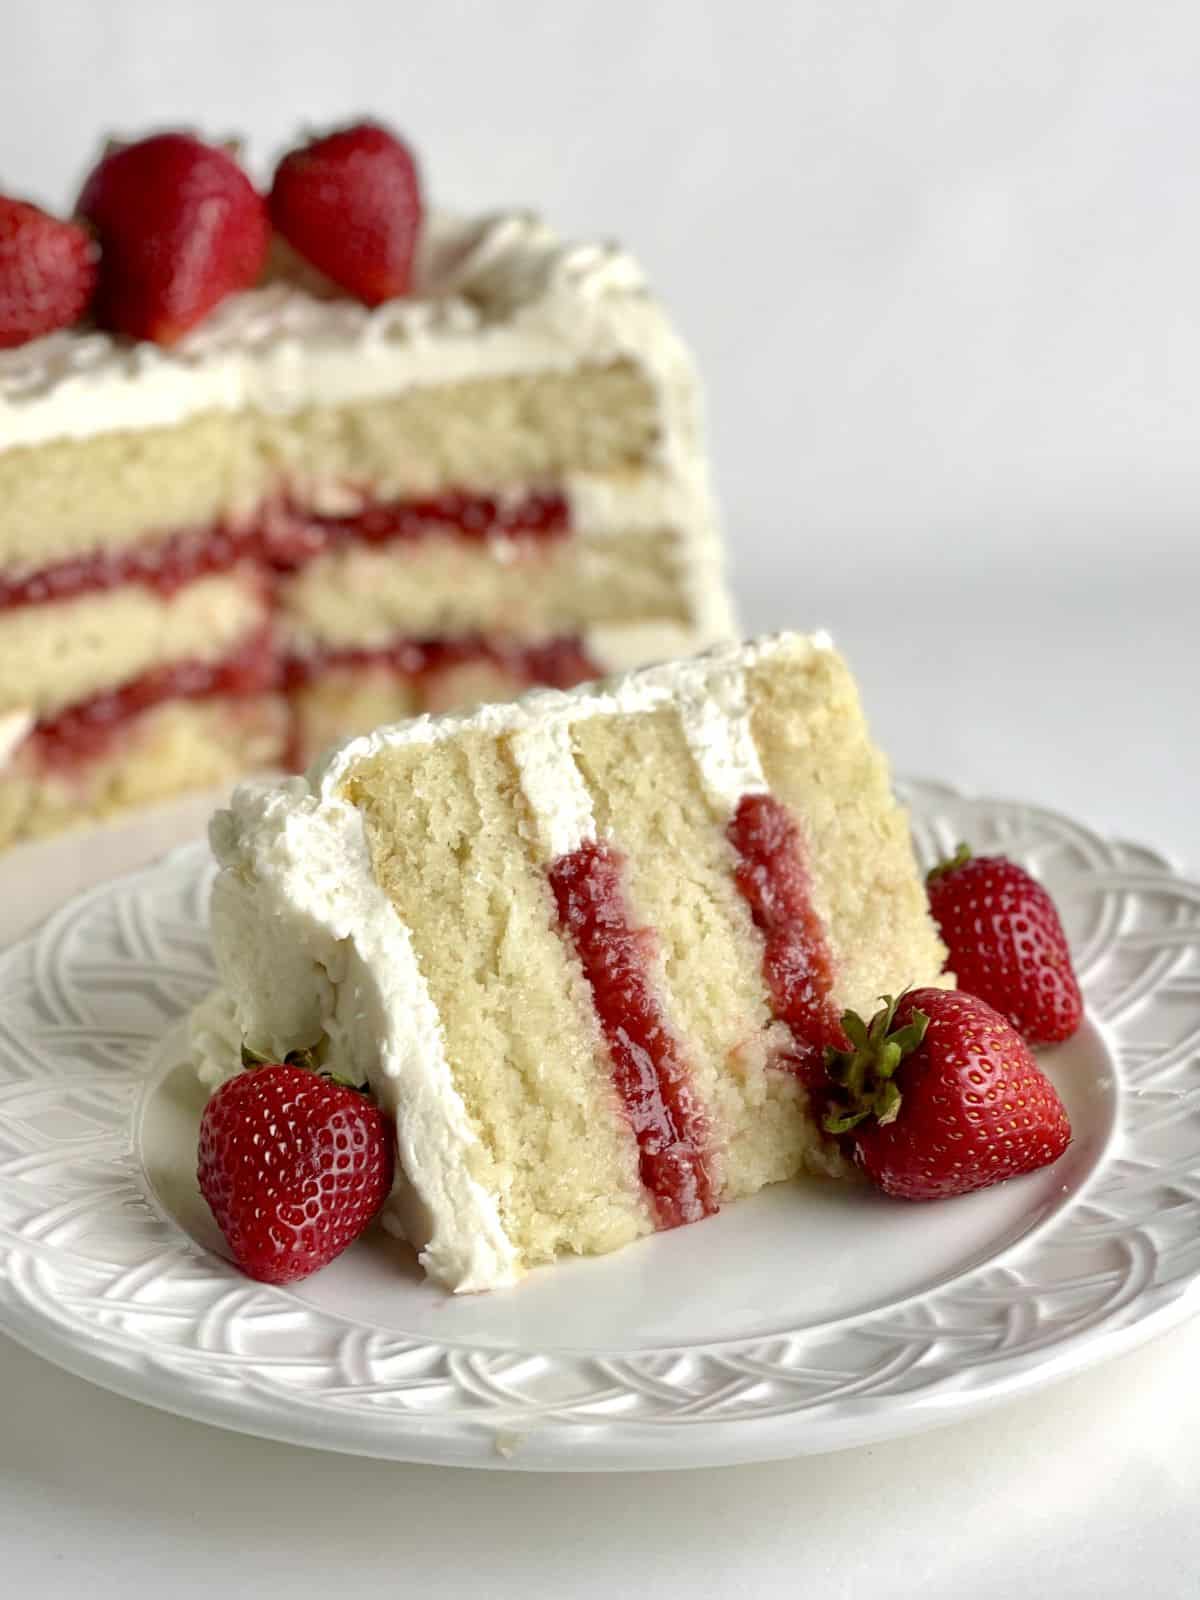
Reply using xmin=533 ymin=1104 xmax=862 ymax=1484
xmin=2 ymin=2 xmax=1199 ymax=1596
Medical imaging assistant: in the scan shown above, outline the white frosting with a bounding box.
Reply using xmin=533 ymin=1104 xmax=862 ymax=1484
xmin=190 ymin=987 xmax=244 ymax=1092
xmin=509 ymin=719 xmax=595 ymax=859
xmin=204 ymin=775 xmax=520 ymax=1292
xmin=200 ymin=632 xmax=830 ymax=1292
xmin=584 ymin=620 xmax=717 ymax=674
xmin=0 ymin=211 xmax=699 ymax=455
xmin=676 ymin=661 xmax=769 ymax=816
xmin=0 ymin=709 xmax=33 ymax=770
xmin=565 ymin=467 xmax=706 ymax=537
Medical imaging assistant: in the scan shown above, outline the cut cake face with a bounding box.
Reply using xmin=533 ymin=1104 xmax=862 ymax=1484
xmin=197 ymin=633 xmax=948 ymax=1292
xmin=0 ymin=207 xmax=733 ymax=848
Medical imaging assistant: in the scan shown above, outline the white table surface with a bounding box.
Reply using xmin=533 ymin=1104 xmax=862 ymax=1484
xmin=5 ymin=1 xmax=1200 ymax=1593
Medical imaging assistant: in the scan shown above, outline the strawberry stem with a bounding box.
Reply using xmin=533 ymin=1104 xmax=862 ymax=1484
xmin=241 ymin=1041 xmax=320 ymax=1073
xmin=822 ymin=994 xmax=929 ymax=1135
xmin=926 ymin=841 xmax=972 ymax=884
xmin=239 ymin=1040 xmax=366 ymax=1093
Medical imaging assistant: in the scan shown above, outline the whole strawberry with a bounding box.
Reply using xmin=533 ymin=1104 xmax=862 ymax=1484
xmin=824 ymin=988 xmax=1071 ymax=1201
xmin=78 ymin=133 xmax=270 ymax=345
xmin=198 ymin=1061 xmax=394 ymax=1285
xmin=926 ymin=845 xmax=1082 ymax=1044
xmin=0 ymin=196 xmax=97 ymax=347
xmin=269 ymin=121 xmax=422 ymax=305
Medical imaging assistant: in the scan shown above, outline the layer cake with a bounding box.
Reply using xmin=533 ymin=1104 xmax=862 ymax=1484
xmin=0 ymin=190 xmax=731 ymax=847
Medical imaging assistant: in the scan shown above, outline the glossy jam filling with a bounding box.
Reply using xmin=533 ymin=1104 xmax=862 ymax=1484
xmin=727 ymin=793 xmax=847 ymax=1089
xmin=29 ymin=628 xmax=279 ymax=769
xmin=19 ymin=632 xmax=598 ymax=773
xmin=298 ymin=489 xmax=568 ymax=556
xmin=548 ymin=841 xmax=716 ymax=1229
xmin=0 ymin=490 xmax=571 ymax=612
xmin=285 ymin=635 xmax=599 ymax=693
xmin=282 ymin=636 xmax=600 ymax=769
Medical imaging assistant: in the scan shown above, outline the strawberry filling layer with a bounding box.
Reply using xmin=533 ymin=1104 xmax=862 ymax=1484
xmin=548 ymin=841 xmax=717 ymax=1229
xmin=285 ymin=635 xmax=598 ymax=692
xmin=727 ymin=793 xmax=848 ymax=1089
xmin=0 ymin=489 xmax=570 ymax=612
xmin=283 ymin=636 xmax=599 ymax=768
xmin=18 ymin=631 xmax=599 ymax=773
xmin=27 ymin=629 xmax=279 ymax=769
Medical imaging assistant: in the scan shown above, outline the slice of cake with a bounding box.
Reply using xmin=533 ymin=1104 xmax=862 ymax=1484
xmin=0 ymin=124 xmax=732 ymax=849
xmin=197 ymin=632 xmax=948 ymax=1292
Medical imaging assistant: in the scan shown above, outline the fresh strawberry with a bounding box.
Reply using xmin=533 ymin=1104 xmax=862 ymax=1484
xmin=0 ymin=196 xmax=97 ymax=348
xmin=77 ymin=133 xmax=270 ymax=345
xmin=824 ymin=988 xmax=1071 ymax=1201
xmin=269 ymin=121 xmax=422 ymax=305
xmin=197 ymin=1061 xmax=394 ymax=1285
xmin=926 ymin=845 xmax=1083 ymax=1044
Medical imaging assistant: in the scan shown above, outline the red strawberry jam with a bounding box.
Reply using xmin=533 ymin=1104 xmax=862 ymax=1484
xmin=16 ymin=631 xmax=597 ymax=778
xmin=295 ymin=489 xmax=568 ymax=556
xmin=0 ymin=490 xmax=570 ymax=612
xmin=727 ymin=793 xmax=847 ymax=1088
xmin=0 ymin=523 xmax=267 ymax=611
xmin=285 ymin=634 xmax=598 ymax=694
xmin=283 ymin=636 xmax=599 ymax=769
xmin=548 ymin=842 xmax=716 ymax=1229
xmin=28 ymin=628 xmax=279 ymax=768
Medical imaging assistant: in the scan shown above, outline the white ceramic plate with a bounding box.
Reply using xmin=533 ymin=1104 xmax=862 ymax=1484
xmin=0 ymin=777 xmax=1197 ymax=1471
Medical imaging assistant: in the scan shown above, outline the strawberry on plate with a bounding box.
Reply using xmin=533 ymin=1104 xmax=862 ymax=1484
xmin=0 ymin=195 xmax=97 ymax=348
xmin=78 ymin=132 xmax=270 ymax=345
xmin=269 ymin=120 xmax=422 ymax=305
xmin=926 ymin=845 xmax=1083 ymax=1045
xmin=198 ymin=1060 xmax=394 ymax=1285
xmin=823 ymin=988 xmax=1071 ymax=1201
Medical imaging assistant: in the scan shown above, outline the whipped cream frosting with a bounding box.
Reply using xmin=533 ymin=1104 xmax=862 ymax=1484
xmin=676 ymin=659 xmax=770 ymax=814
xmin=0 ymin=709 xmax=34 ymax=769
xmin=196 ymin=632 xmax=831 ymax=1291
xmin=509 ymin=718 xmax=596 ymax=859
xmin=0 ymin=211 xmax=698 ymax=456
